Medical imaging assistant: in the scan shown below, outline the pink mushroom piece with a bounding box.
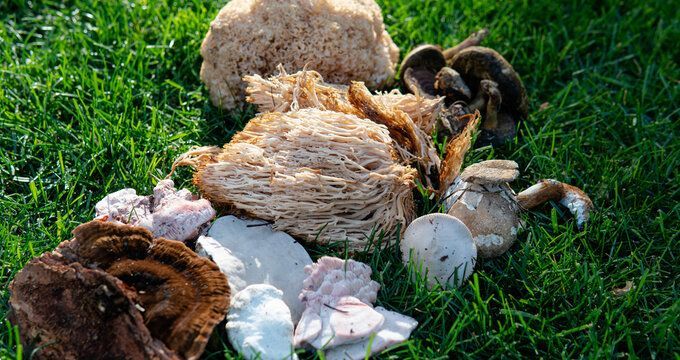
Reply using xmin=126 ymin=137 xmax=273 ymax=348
xmin=95 ymin=179 xmax=216 ymax=242
xmin=294 ymin=257 xmax=418 ymax=358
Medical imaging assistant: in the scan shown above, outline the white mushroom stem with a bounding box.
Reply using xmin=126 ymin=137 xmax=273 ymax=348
xmin=516 ymin=179 xmax=594 ymax=229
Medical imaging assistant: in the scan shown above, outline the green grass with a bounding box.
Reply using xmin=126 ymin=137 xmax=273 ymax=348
xmin=1 ymin=0 xmax=678 ymax=358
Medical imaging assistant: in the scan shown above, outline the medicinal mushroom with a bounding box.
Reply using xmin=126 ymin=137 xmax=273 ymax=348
xmin=449 ymin=46 xmax=528 ymax=144
xmin=444 ymin=160 xmax=521 ymax=258
xmin=227 ymin=284 xmax=298 ymax=360
xmin=95 ymin=179 xmax=216 ymax=242
xmin=400 ymin=213 xmax=477 ymax=288
xmin=244 ymin=69 xmax=442 ymax=187
xmin=9 ymin=253 xmax=178 ymax=360
xmin=173 ymin=108 xmax=416 ymax=251
xmin=57 ymin=220 xmax=230 ymax=360
xmin=200 ymin=0 xmax=399 ymax=109
xmin=244 ymin=67 xmax=444 ymax=135
xmin=196 ymin=215 xmax=313 ymax=323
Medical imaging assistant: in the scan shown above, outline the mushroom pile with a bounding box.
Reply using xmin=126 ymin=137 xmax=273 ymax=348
xmin=399 ymin=29 xmax=528 ymax=146
xmin=8 ymin=4 xmax=598 ymax=359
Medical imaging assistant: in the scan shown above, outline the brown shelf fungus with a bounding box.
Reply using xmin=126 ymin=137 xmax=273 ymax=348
xmin=9 ymin=253 xmax=179 ymax=360
xmin=56 ymin=220 xmax=231 ymax=360
xmin=444 ymin=160 xmax=521 ymax=258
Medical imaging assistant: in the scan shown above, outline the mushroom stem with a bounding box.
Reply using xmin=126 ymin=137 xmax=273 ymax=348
xmin=443 ymin=28 xmax=490 ymax=64
xmin=517 ymin=179 xmax=594 ymax=229
xmin=481 ymin=80 xmax=502 ymax=130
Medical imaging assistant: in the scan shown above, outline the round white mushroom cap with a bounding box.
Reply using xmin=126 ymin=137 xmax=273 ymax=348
xmin=227 ymin=284 xmax=298 ymax=360
xmin=400 ymin=213 xmax=477 ymax=288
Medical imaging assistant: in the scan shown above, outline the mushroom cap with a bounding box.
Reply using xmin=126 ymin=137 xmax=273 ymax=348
xmin=9 ymin=253 xmax=178 ymax=360
xmin=446 ymin=180 xmax=520 ymax=258
xmin=226 ymin=284 xmax=297 ymax=360
xmin=196 ymin=215 xmax=313 ymax=324
xmin=449 ymin=46 xmax=528 ymax=119
xmin=59 ymin=220 xmax=230 ymax=360
xmin=459 ymin=159 xmax=519 ymax=185
xmin=399 ymin=45 xmax=446 ymax=96
xmin=400 ymin=213 xmax=477 ymax=288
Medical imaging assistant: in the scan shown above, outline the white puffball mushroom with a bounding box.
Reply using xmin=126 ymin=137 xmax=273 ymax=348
xmin=444 ymin=160 xmax=521 ymax=258
xmin=227 ymin=284 xmax=298 ymax=360
xmin=400 ymin=213 xmax=477 ymax=288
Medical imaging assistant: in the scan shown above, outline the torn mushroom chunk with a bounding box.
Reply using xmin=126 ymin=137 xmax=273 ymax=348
xmin=57 ymin=220 xmax=231 ymax=360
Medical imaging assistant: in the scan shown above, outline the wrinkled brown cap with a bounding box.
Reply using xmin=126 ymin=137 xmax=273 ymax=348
xmin=58 ymin=220 xmax=231 ymax=360
xmin=449 ymin=46 xmax=528 ymax=120
xmin=9 ymin=253 xmax=179 ymax=360
xmin=460 ymin=160 xmax=519 ymax=185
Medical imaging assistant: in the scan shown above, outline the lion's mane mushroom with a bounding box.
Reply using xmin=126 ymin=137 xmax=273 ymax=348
xmin=400 ymin=213 xmax=477 ymax=288
xmin=244 ymin=69 xmax=442 ymax=186
xmin=444 ymin=160 xmax=521 ymax=258
xmin=293 ymin=256 xmax=418 ymax=357
xmin=196 ymin=215 xmax=313 ymax=323
xmin=200 ymin=0 xmax=399 ymax=109
xmin=517 ymin=179 xmax=594 ymax=229
xmin=245 ymin=67 xmax=444 ymax=135
xmin=449 ymin=46 xmax=528 ymax=144
xmin=173 ymin=108 xmax=417 ymax=251
xmin=227 ymin=284 xmax=298 ymax=360
xmin=95 ymin=179 xmax=216 ymax=242
xmin=57 ymin=220 xmax=230 ymax=360
xmin=9 ymin=253 xmax=178 ymax=360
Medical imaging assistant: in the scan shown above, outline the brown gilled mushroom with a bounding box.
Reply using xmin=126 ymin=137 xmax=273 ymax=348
xmin=449 ymin=46 xmax=528 ymax=145
xmin=9 ymin=253 xmax=179 ymax=360
xmin=56 ymin=221 xmax=231 ymax=360
xmin=399 ymin=45 xmax=446 ymax=98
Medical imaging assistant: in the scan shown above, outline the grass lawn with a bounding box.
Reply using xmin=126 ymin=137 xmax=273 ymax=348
xmin=1 ymin=0 xmax=678 ymax=358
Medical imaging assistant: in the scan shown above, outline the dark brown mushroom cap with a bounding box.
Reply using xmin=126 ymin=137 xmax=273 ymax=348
xmin=449 ymin=46 xmax=528 ymax=119
xmin=60 ymin=220 xmax=230 ymax=360
xmin=399 ymin=45 xmax=446 ymax=97
xmin=9 ymin=252 xmax=179 ymax=360
xmin=460 ymin=159 xmax=519 ymax=185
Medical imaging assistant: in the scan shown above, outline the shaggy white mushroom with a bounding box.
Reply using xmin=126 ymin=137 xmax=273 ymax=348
xmin=196 ymin=216 xmax=313 ymax=323
xmin=227 ymin=284 xmax=298 ymax=360
xmin=400 ymin=213 xmax=477 ymax=288
xmin=94 ymin=179 xmax=215 ymax=242
xmin=444 ymin=160 xmax=521 ymax=258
